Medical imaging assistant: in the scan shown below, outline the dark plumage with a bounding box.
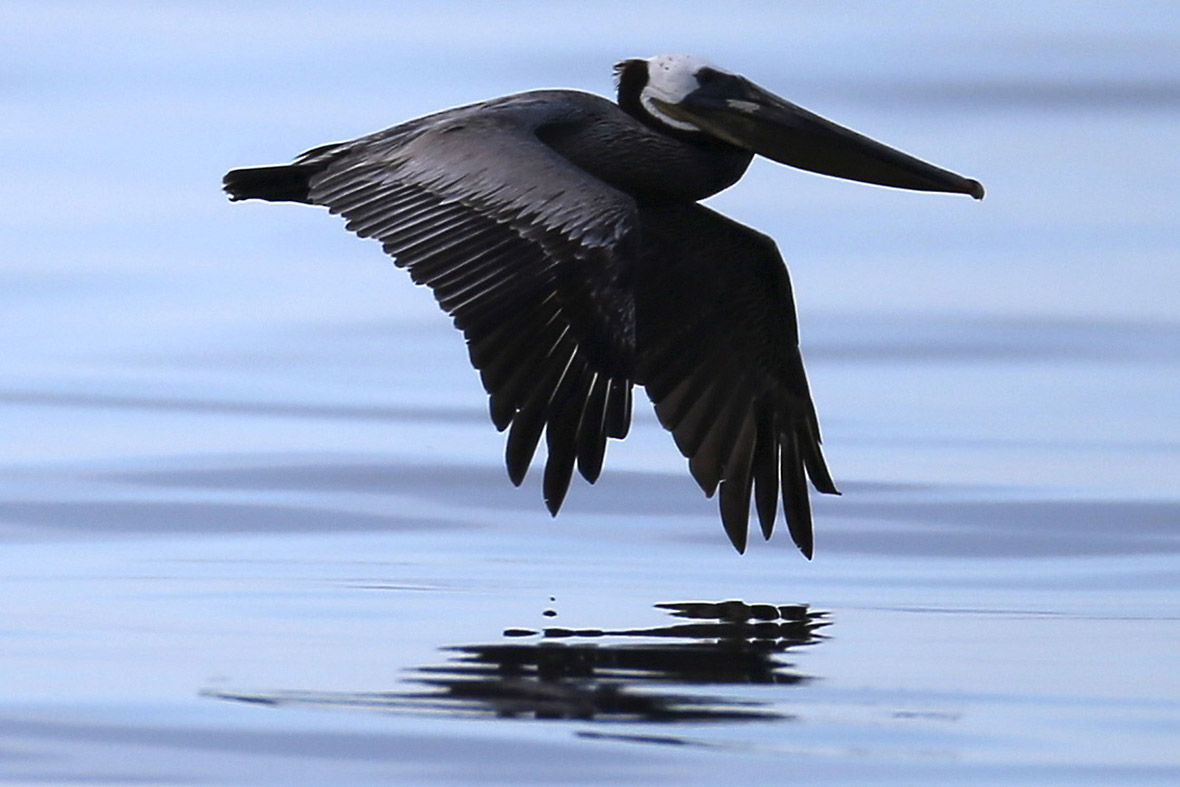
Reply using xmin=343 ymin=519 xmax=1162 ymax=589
xmin=224 ymin=54 xmax=981 ymax=554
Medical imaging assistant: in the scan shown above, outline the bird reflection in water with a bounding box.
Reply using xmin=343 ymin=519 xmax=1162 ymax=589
xmin=207 ymin=600 xmax=828 ymax=723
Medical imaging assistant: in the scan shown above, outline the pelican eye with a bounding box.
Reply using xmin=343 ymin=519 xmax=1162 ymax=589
xmin=695 ymin=67 xmax=725 ymax=87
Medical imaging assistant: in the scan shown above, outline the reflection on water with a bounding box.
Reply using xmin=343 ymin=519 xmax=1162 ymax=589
xmin=207 ymin=600 xmax=828 ymax=724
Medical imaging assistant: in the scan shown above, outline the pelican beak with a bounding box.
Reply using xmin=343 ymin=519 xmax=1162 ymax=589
xmin=655 ymin=74 xmax=984 ymax=199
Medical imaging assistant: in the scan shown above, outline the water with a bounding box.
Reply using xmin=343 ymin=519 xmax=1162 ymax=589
xmin=2 ymin=1 xmax=1178 ymax=783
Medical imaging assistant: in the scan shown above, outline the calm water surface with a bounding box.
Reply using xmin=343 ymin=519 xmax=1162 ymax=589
xmin=2 ymin=2 xmax=1178 ymax=783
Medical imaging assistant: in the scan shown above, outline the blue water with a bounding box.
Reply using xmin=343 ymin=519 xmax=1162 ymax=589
xmin=2 ymin=2 xmax=1178 ymax=783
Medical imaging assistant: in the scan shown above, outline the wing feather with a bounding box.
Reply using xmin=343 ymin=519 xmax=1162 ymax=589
xmin=717 ymin=412 xmax=758 ymax=553
xmin=635 ymin=202 xmax=838 ymax=555
xmin=296 ymin=97 xmax=641 ymax=507
xmin=574 ymin=373 xmax=610 ymax=483
xmin=752 ymin=405 xmax=780 ymax=540
xmin=604 ymin=378 xmax=632 ymax=439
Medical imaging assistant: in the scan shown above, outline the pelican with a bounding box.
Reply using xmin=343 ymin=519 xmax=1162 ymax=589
xmin=224 ymin=54 xmax=983 ymax=555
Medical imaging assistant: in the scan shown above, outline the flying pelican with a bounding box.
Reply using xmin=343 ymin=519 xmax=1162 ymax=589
xmin=224 ymin=54 xmax=983 ymax=555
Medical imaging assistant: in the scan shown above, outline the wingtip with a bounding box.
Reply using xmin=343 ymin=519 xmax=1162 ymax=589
xmin=759 ymin=517 xmax=774 ymax=541
xmin=542 ymin=474 xmax=567 ymax=516
xmin=724 ymin=519 xmax=749 ymax=554
xmin=542 ymin=460 xmax=574 ymax=517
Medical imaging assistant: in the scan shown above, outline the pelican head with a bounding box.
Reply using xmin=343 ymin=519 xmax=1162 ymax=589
xmin=616 ymin=54 xmax=984 ymax=200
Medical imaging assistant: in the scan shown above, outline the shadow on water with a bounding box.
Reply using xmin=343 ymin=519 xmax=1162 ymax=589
xmin=206 ymin=600 xmax=828 ymax=724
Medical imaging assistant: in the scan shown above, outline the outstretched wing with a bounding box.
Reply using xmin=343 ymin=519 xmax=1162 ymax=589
xmin=634 ymin=202 xmax=839 ymax=555
xmin=252 ymin=94 xmax=641 ymax=513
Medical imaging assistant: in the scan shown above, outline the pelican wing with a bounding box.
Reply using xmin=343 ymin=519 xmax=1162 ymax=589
xmin=296 ymin=97 xmax=640 ymax=513
xmin=634 ymin=203 xmax=839 ymax=555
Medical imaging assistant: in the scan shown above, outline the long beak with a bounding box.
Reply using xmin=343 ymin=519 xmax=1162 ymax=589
xmin=655 ymin=76 xmax=984 ymax=199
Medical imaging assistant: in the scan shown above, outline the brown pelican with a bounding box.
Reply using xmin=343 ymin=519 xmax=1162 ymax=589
xmin=224 ymin=54 xmax=982 ymax=555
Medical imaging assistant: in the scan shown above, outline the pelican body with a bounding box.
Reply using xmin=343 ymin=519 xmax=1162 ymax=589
xmin=224 ymin=54 xmax=982 ymax=555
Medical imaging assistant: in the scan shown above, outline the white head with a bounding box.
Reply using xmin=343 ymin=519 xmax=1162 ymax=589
xmin=615 ymin=54 xmax=734 ymax=133
xmin=640 ymin=55 xmax=719 ymax=130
